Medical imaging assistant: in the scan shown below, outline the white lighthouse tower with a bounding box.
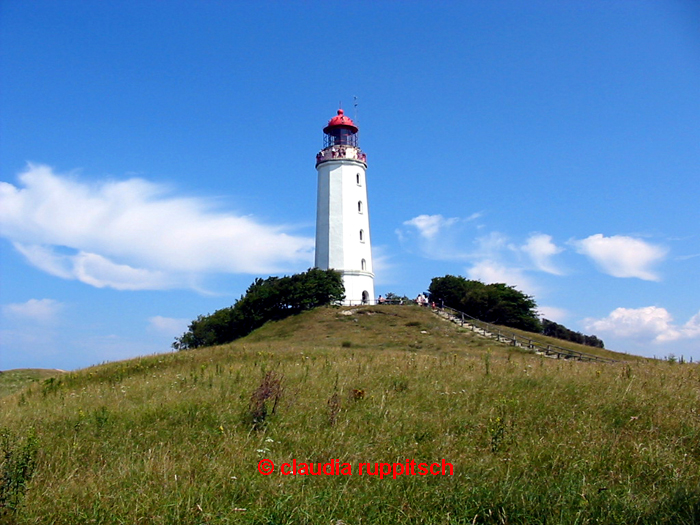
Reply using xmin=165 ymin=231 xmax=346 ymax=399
xmin=315 ymin=108 xmax=375 ymax=305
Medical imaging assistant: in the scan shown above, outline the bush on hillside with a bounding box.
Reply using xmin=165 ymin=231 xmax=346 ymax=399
xmin=428 ymin=275 xmax=605 ymax=346
xmin=382 ymin=292 xmax=412 ymax=304
xmin=542 ymin=318 xmax=605 ymax=348
xmin=173 ymin=268 xmax=344 ymax=350
xmin=0 ymin=427 xmax=39 ymax=517
xmin=427 ymin=275 xmax=542 ymax=332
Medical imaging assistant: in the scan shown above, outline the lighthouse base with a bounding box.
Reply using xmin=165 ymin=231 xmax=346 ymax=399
xmin=340 ymin=270 xmax=375 ymax=306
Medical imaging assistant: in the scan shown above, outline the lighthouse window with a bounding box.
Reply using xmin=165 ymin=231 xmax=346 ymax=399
xmin=325 ymin=128 xmax=358 ymax=148
xmin=359 ymin=229 xmax=364 ymax=242
xmin=361 ymin=259 xmax=367 ymax=270
xmin=356 ymin=173 xmax=361 ymax=185
xmin=358 ymin=201 xmax=363 ymax=213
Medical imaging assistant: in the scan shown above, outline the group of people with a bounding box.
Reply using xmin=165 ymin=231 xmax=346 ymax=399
xmin=375 ymin=293 xmax=439 ymax=309
xmin=416 ymin=294 xmax=439 ymax=308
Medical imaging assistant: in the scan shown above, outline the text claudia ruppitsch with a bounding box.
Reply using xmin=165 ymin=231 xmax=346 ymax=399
xmin=258 ymin=459 xmax=454 ymax=478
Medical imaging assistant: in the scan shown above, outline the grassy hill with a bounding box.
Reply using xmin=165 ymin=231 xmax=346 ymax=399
xmin=1 ymin=305 xmax=699 ymax=524
xmin=0 ymin=368 xmax=65 ymax=398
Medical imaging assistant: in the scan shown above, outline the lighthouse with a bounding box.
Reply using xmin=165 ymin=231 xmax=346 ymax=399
xmin=315 ymin=109 xmax=375 ymax=305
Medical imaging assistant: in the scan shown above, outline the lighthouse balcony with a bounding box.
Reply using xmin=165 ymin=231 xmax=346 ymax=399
xmin=316 ymin=146 xmax=367 ymax=166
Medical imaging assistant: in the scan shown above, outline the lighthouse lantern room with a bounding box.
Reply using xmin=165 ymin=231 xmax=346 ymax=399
xmin=315 ymin=109 xmax=374 ymax=305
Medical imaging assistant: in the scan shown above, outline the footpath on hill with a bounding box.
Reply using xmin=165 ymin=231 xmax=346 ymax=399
xmin=431 ymin=305 xmax=618 ymax=364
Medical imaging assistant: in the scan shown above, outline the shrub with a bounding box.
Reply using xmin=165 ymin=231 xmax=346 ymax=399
xmin=0 ymin=427 xmax=39 ymax=517
xmin=174 ymin=268 xmax=344 ymax=349
xmin=246 ymin=371 xmax=284 ymax=430
xmin=327 ymin=393 xmax=341 ymax=426
xmin=542 ymin=318 xmax=605 ymax=348
xmin=428 ymin=275 xmax=541 ymax=332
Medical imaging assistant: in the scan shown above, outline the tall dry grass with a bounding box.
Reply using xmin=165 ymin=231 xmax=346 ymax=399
xmin=1 ymin=305 xmax=698 ymax=524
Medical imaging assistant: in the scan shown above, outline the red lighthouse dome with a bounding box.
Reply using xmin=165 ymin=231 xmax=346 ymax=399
xmin=322 ymin=109 xmax=360 ymax=149
xmin=323 ymin=109 xmax=359 ymax=134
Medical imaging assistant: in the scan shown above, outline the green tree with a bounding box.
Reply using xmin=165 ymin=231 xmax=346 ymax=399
xmin=383 ymin=292 xmax=412 ymax=304
xmin=428 ymin=275 xmax=542 ymax=333
xmin=483 ymin=283 xmax=541 ymax=332
xmin=542 ymin=319 xmax=605 ymax=348
xmin=173 ymin=268 xmax=344 ymax=350
xmin=425 ymin=275 xmax=481 ymax=309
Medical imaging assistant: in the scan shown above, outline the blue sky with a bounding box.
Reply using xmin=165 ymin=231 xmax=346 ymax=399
xmin=1 ymin=0 xmax=699 ymax=370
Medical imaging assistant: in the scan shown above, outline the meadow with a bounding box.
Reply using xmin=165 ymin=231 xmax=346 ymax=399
xmin=0 ymin=369 xmax=65 ymax=399
xmin=1 ymin=305 xmax=699 ymax=524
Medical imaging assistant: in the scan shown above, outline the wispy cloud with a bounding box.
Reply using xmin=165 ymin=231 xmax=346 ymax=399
xmin=397 ymin=214 xmax=511 ymax=261
xmin=369 ymin=245 xmax=397 ymax=286
xmin=14 ymin=244 xmax=176 ymax=291
xmin=396 ymin=214 xmax=471 ymax=260
xmin=1 ymin=298 xmax=64 ymax=324
xmin=466 ymin=259 xmax=539 ymax=296
xmin=1 ymin=298 xmax=66 ymax=368
xmin=398 ymin=214 xmax=563 ymax=294
xmin=570 ymin=234 xmax=667 ymax=281
xmin=584 ymin=306 xmax=700 ymax=343
xmin=472 ymin=231 xmax=511 ymax=259
xmin=0 ymin=164 xmax=314 ymax=291
xmin=538 ymin=305 xmax=569 ymax=322
xmin=402 ymin=214 xmax=460 ymax=240
xmin=521 ymin=233 xmax=565 ymax=275
xmin=148 ymin=316 xmax=190 ymax=337
xmin=675 ymin=253 xmax=700 ymax=261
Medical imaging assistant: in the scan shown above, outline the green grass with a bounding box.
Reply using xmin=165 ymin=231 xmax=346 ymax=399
xmin=0 ymin=369 xmax=65 ymax=398
xmin=1 ymin=305 xmax=699 ymax=524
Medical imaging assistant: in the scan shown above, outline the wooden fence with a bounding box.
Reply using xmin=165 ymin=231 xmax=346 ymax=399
xmin=435 ymin=305 xmax=617 ymax=363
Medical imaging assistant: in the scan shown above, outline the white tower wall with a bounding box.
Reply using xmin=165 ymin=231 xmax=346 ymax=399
xmin=315 ymin=149 xmax=375 ymax=305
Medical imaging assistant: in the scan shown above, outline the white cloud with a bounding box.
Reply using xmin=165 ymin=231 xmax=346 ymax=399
xmin=584 ymin=306 xmax=700 ymax=343
xmin=397 ymin=214 xmax=472 ymax=260
xmin=473 ymin=231 xmax=510 ymax=258
xmin=466 ymin=259 xmax=538 ymax=296
xmin=571 ymin=234 xmax=667 ymax=281
xmin=402 ymin=214 xmax=459 ymax=240
xmin=538 ymin=305 xmax=568 ymax=322
xmin=1 ymin=298 xmax=67 ymax=368
xmin=14 ymin=243 xmax=175 ymax=291
xmin=148 ymin=316 xmax=190 ymax=337
xmin=678 ymin=312 xmax=700 ymax=340
xmin=398 ymin=215 xmax=567 ymax=296
xmin=398 ymin=215 xmax=566 ymax=280
xmin=0 ymin=164 xmax=314 ymax=290
xmin=521 ymin=233 xmax=564 ymax=275
xmin=2 ymin=298 xmax=64 ymax=324
xmin=400 ymin=212 xmax=483 ymax=242
xmin=368 ymin=245 xmax=397 ymax=286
